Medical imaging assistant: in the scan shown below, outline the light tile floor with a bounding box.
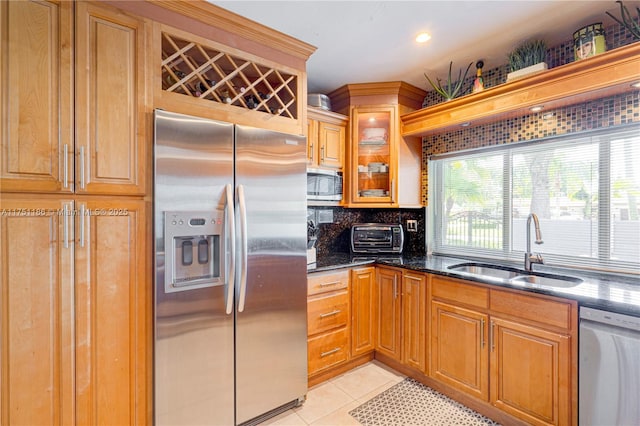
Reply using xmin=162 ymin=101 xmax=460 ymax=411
xmin=260 ymin=361 xmax=406 ymax=426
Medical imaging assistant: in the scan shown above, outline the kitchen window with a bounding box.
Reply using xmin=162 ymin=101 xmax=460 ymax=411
xmin=428 ymin=124 xmax=640 ymax=274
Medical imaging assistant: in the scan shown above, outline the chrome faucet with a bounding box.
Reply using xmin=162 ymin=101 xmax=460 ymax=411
xmin=525 ymin=213 xmax=544 ymax=272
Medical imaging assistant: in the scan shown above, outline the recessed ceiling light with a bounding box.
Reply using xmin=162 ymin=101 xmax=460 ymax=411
xmin=415 ymin=32 xmax=431 ymax=43
xmin=461 ymin=122 xmax=471 ymax=127
xmin=530 ymin=106 xmax=544 ymax=112
xmin=368 ymin=117 xmax=376 ymax=123
xmin=631 ymin=81 xmax=640 ymax=88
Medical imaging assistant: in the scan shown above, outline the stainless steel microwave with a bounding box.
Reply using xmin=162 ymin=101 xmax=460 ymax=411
xmin=307 ymin=168 xmax=342 ymax=201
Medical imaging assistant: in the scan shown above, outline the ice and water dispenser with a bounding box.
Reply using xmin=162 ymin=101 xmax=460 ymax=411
xmin=164 ymin=211 xmax=224 ymax=293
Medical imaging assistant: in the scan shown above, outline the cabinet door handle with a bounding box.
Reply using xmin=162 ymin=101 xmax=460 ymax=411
xmin=319 ymin=309 xmax=341 ymax=319
xmin=320 ymin=347 xmax=341 ymax=358
xmin=79 ymin=204 xmax=86 ymax=248
xmin=480 ymin=318 xmax=486 ymax=348
xmin=490 ymin=320 xmax=495 ymax=352
xmin=309 ymin=143 xmax=314 ymax=162
xmin=320 ymin=281 xmax=341 ymax=287
xmin=79 ymin=146 xmax=86 ymax=190
xmin=63 ymin=203 xmax=70 ymax=249
xmin=63 ymin=144 xmax=69 ymax=189
xmin=391 ymin=178 xmax=396 ymax=203
xmin=393 ymin=275 xmax=398 ymax=299
xmin=320 ymin=145 xmax=325 ymax=161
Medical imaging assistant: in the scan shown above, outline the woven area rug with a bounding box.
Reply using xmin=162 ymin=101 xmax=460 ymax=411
xmin=349 ymin=378 xmax=500 ymax=426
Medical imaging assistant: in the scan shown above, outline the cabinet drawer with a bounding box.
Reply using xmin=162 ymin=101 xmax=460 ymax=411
xmin=308 ymin=269 xmax=349 ymax=296
xmin=308 ymin=327 xmax=349 ymax=375
xmin=490 ymin=289 xmax=573 ymax=330
xmin=308 ymin=291 xmax=349 ymax=336
xmin=431 ymin=276 xmax=489 ymax=309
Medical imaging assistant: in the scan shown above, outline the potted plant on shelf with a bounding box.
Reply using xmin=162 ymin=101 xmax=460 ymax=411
xmin=606 ymin=0 xmax=640 ymax=40
xmin=424 ymin=61 xmax=473 ymax=101
xmin=506 ymin=39 xmax=548 ymax=82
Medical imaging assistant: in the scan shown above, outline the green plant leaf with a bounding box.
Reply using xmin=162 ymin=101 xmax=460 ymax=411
xmin=424 ymin=61 xmax=473 ymax=100
xmin=606 ymin=1 xmax=640 ymax=39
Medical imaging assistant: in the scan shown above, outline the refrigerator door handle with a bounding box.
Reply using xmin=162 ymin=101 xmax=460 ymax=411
xmin=225 ymin=183 xmax=235 ymax=315
xmin=237 ymin=184 xmax=248 ymax=313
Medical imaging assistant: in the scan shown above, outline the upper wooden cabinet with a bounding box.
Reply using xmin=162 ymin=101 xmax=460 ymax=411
xmin=328 ymin=82 xmax=425 ymax=208
xmin=75 ymin=2 xmax=149 ymax=195
xmin=350 ymin=105 xmax=397 ymax=205
xmin=0 ymin=0 xmax=73 ymax=193
xmin=401 ymin=43 xmax=640 ymax=137
xmin=0 ymin=1 xmax=149 ymax=195
xmin=95 ymin=0 xmax=315 ymax=140
xmin=307 ymin=107 xmax=347 ymax=170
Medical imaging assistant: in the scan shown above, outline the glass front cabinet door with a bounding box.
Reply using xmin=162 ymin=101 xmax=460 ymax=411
xmin=350 ymin=105 xmax=398 ymax=206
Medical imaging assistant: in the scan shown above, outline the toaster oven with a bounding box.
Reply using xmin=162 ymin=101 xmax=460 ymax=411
xmin=351 ymin=223 xmax=404 ymax=254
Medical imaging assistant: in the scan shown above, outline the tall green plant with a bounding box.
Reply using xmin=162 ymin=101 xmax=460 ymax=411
xmin=508 ymin=39 xmax=547 ymax=72
xmin=424 ymin=61 xmax=473 ymax=100
xmin=606 ymin=0 xmax=640 ymax=40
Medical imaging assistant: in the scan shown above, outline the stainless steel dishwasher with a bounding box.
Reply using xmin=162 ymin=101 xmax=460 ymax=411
xmin=579 ymin=306 xmax=640 ymax=425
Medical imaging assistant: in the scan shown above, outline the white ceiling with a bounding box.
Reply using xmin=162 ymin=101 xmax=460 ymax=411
xmin=211 ymin=1 xmax=621 ymax=94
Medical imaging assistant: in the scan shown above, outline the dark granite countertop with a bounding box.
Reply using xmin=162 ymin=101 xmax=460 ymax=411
xmin=308 ymin=253 xmax=640 ymax=317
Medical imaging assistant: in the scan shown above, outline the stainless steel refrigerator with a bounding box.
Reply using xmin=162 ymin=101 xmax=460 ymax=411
xmin=153 ymin=109 xmax=308 ymax=425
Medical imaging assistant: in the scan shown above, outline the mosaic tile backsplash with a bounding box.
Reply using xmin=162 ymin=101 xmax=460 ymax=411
xmin=420 ymin=18 xmax=640 ymax=206
xmin=310 ymin=207 xmax=426 ymax=257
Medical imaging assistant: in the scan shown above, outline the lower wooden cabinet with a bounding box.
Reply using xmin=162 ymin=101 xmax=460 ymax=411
xmin=307 ymin=269 xmax=350 ymax=377
xmin=430 ymin=300 xmax=489 ymax=400
xmin=0 ymin=196 xmax=149 ymax=425
xmin=74 ymin=198 xmax=148 ymax=425
xmin=307 ymin=266 xmax=576 ymax=425
xmin=401 ymin=272 xmax=426 ymax=372
xmin=376 ymin=267 xmax=427 ymax=370
xmin=429 ymin=275 xmax=576 ymax=426
xmin=308 ymin=327 xmax=350 ymax=374
xmin=307 ymin=290 xmax=349 ymax=336
xmin=350 ymin=267 xmax=375 ymax=356
xmin=1 ymin=198 xmax=74 ymax=425
xmin=375 ymin=267 xmax=402 ymax=360
xmin=490 ymin=317 xmax=571 ymax=426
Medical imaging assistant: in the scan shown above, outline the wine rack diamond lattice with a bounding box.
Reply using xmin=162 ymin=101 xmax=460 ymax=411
xmin=161 ymin=32 xmax=298 ymax=119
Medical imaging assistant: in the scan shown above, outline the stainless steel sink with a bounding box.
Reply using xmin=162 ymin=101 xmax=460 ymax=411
xmin=448 ymin=263 xmax=521 ymax=280
xmin=448 ymin=262 xmax=583 ymax=287
xmin=510 ymin=273 xmax=583 ymax=287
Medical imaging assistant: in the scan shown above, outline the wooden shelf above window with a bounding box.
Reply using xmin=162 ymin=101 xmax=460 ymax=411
xmin=401 ymin=42 xmax=640 ymax=137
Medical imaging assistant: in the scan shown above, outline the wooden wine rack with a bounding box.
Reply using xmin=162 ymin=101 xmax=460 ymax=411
xmin=161 ymin=32 xmax=298 ymax=119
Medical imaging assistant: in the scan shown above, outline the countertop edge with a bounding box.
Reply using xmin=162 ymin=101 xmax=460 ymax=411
xmin=308 ymin=254 xmax=640 ymax=318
